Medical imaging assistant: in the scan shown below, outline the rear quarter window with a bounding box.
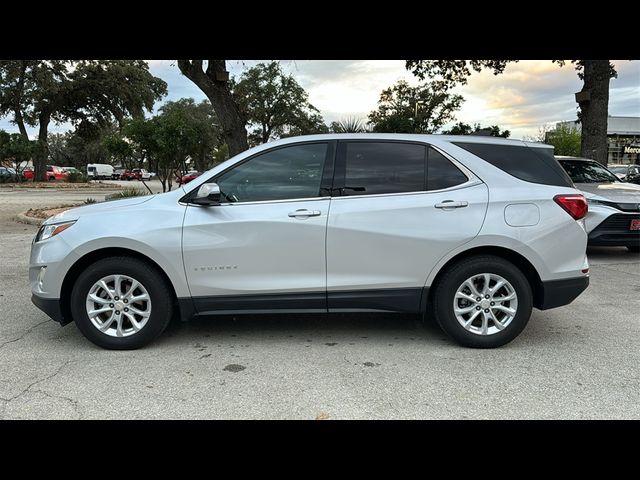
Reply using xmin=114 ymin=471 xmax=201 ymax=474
xmin=453 ymin=142 xmax=573 ymax=187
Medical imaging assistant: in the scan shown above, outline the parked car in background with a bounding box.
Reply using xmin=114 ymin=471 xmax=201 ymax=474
xmin=557 ymin=156 xmax=640 ymax=252
xmin=112 ymin=169 xmax=126 ymax=180
xmin=22 ymin=168 xmax=34 ymax=180
xmin=47 ymin=165 xmax=68 ymax=181
xmin=87 ymin=163 xmax=114 ymax=180
xmin=134 ymin=168 xmax=152 ymax=181
xmin=176 ymin=170 xmax=202 ymax=185
xmin=121 ymin=168 xmax=152 ymax=181
xmin=62 ymin=167 xmax=79 ymax=174
xmin=608 ymin=164 xmax=640 ymax=184
xmin=0 ymin=166 xmax=19 ymax=180
xmin=30 ymin=134 xmax=590 ymax=350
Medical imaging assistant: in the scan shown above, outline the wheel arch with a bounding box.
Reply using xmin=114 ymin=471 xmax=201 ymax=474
xmin=425 ymin=245 xmax=544 ymax=310
xmin=60 ymin=247 xmax=183 ymax=324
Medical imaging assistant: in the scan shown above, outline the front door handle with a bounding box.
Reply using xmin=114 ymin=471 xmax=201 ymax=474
xmin=435 ymin=200 xmax=469 ymax=209
xmin=288 ymin=209 xmax=321 ymax=218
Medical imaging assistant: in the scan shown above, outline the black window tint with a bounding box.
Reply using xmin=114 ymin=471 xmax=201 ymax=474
xmin=453 ymin=142 xmax=573 ymax=187
xmin=428 ymin=147 xmax=468 ymax=190
xmin=215 ymin=143 xmax=327 ymax=202
xmin=342 ymin=142 xmax=425 ymax=195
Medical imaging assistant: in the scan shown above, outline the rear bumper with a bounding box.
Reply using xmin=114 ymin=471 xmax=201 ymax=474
xmin=536 ymin=276 xmax=589 ymax=310
xmin=31 ymin=294 xmax=69 ymax=325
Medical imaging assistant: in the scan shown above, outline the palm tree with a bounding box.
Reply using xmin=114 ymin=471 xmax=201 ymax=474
xmin=329 ymin=117 xmax=369 ymax=133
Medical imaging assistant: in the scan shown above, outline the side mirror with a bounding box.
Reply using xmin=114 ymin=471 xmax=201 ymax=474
xmin=192 ymin=183 xmax=221 ymax=206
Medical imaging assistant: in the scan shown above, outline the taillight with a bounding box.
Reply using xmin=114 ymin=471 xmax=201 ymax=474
xmin=554 ymin=194 xmax=588 ymax=220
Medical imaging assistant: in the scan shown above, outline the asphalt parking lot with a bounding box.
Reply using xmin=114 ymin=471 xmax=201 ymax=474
xmin=0 ymin=186 xmax=639 ymax=419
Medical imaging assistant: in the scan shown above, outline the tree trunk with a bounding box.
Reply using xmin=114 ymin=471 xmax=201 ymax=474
xmin=13 ymin=61 xmax=30 ymax=140
xmin=14 ymin=108 xmax=29 ymax=139
xmin=578 ymin=60 xmax=611 ymax=166
xmin=34 ymin=110 xmax=51 ymax=182
xmin=177 ymin=60 xmax=248 ymax=156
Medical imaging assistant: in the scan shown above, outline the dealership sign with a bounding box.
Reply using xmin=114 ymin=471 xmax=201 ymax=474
xmin=623 ymin=144 xmax=640 ymax=154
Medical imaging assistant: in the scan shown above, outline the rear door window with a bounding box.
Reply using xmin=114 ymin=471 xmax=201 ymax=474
xmin=337 ymin=142 xmax=426 ymax=196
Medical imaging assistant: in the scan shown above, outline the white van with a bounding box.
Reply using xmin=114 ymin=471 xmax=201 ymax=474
xmin=87 ymin=164 xmax=114 ymax=180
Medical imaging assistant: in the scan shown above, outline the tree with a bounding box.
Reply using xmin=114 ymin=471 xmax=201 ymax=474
xmin=123 ymin=116 xmax=172 ymax=192
xmin=0 ymin=130 xmax=40 ymax=176
xmin=443 ymin=122 xmax=510 ymax=138
xmin=122 ymin=98 xmax=220 ymax=192
xmin=406 ymin=60 xmax=617 ymax=165
xmin=103 ymin=134 xmax=134 ymax=169
xmin=233 ymin=61 xmax=327 ymax=145
xmin=177 ymin=60 xmax=249 ymax=156
xmin=544 ymin=123 xmax=581 ymax=156
xmin=330 ymin=117 xmax=369 ymax=133
xmin=158 ymin=98 xmax=220 ymax=172
xmin=368 ymin=80 xmax=463 ymax=133
xmin=0 ymin=60 xmax=167 ymax=181
xmin=47 ymin=132 xmax=74 ymax=166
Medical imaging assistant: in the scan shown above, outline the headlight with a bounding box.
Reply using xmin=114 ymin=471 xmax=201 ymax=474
xmin=35 ymin=221 xmax=76 ymax=242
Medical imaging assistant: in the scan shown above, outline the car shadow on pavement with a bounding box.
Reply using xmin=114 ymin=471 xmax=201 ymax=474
xmin=587 ymin=245 xmax=639 ymax=261
xmin=159 ymin=312 xmax=450 ymax=346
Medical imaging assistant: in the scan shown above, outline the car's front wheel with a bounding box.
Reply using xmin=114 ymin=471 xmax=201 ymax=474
xmin=430 ymin=255 xmax=533 ymax=348
xmin=70 ymin=256 xmax=173 ymax=349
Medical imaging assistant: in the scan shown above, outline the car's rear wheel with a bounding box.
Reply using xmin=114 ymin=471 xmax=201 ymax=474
xmin=430 ymin=255 xmax=533 ymax=348
xmin=70 ymin=256 xmax=173 ymax=349
xmin=627 ymin=245 xmax=639 ymax=253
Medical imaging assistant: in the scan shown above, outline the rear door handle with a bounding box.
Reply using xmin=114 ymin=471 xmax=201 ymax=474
xmin=435 ymin=200 xmax=469 ymax=209
xmin=288 ymin=209 xmax=321 ymax=218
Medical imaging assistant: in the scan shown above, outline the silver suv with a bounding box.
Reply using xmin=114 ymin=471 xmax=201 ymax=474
xmin=30 ymin=134 xmax=590 ymax=349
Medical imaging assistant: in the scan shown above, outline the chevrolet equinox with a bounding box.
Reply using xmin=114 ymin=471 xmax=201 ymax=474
xmin=30 ymin=134 xmax=590 ymax=349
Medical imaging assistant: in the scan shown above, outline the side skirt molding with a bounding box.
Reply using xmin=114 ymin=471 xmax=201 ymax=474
xmin=178 ymin=287 xmax=429 ymax=320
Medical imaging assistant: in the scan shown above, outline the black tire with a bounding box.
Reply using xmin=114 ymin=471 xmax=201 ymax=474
xmin=627 ymin=245 xmax=639 ymax=253
xmin=70 ymin=256 xmax=173 ymax=349
xmin=48 ymin=176 xmax=55 ymax=181
xmin=430 ymin=255 xmax=533 ymax=348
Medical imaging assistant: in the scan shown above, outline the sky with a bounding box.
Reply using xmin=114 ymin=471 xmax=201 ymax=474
xmin=2 ymin=60 xmax=639 ymax=140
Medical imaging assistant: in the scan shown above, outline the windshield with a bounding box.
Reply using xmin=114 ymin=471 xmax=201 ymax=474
xmin=609 ymin=166 xmax=627 ymax=174
xmin=559 ymin=160 xmax=620 ymax=184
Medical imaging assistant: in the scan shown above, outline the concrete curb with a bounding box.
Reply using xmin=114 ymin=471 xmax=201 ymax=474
xmin=14 ymin=213 xmax=44 ymax=226
xmin=14 ymin=203 xmax=83 ymax=226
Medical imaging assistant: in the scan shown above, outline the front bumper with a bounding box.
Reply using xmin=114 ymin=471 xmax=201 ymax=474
xmin=536 ymin=276 xmax=589 ymax=310
xmin=588 ymin=213 xmax=640 ymax=247
xmin=31 ymin=294 xmax=69 ymax=325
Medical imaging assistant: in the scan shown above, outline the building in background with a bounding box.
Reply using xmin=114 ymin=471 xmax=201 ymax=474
xmin=556 ymin=116 xmax=640 ymax=165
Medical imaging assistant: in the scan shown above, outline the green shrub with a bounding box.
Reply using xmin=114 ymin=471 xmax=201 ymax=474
xmin=66 ymin=171 xmax=88 ymax=183
xmin=106 ymin=187 xmax=146 ymax=201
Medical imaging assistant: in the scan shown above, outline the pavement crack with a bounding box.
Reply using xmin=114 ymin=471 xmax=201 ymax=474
xmin=3 ymin=360 xmax=71 ymax=404
xmin=33 ymin=389 xmax=82 ymax=419
xmin=0 ymin=319 xmax=50 ymax=351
